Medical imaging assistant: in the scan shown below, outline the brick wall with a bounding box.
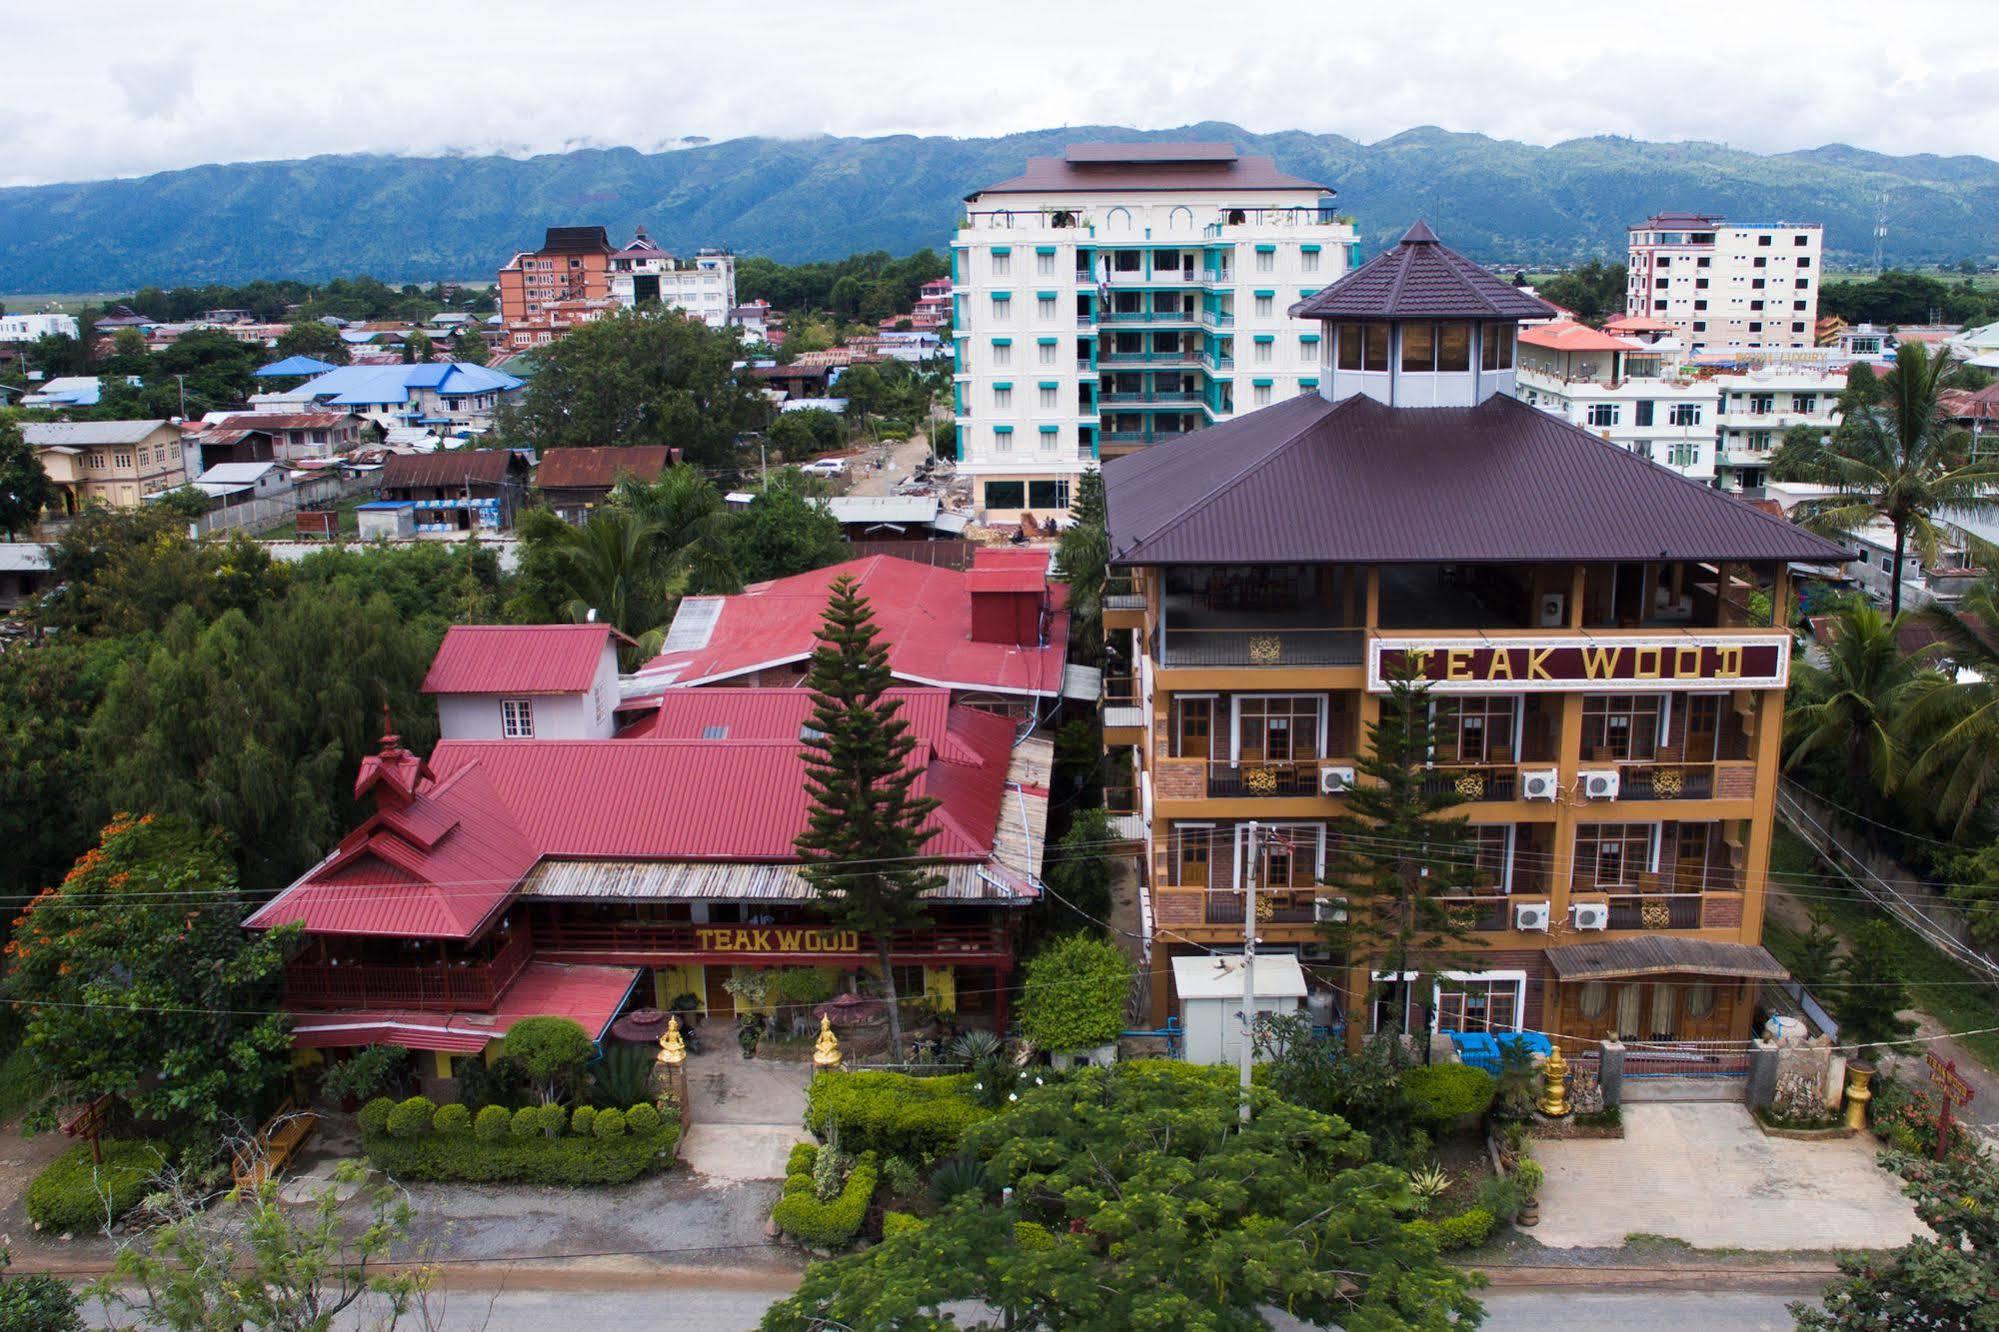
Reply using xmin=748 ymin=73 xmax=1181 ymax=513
xmin=1702 ymin=894 xmax=1744 ymax=930
xmin=1716 ymin=764 xmax=1756 ymax=800
xmin=1154 ymin=760 xmax=1206 ymax=801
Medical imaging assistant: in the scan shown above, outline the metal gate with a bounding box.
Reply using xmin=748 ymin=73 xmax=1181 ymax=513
xmin=1623 ymin=1040 xmax=1752 ymax=1080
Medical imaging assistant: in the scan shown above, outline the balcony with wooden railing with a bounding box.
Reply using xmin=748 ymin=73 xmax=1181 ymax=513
xmin=1154 ymin=887 xmax=1322 ymax=931
xmin=1420 ymin=764 xmax=1520 ymax=803
xmin=285 ymin=925 xmax=533 ymax=1012
xmin=1572 ymin=866 xmax=1745 ymax=932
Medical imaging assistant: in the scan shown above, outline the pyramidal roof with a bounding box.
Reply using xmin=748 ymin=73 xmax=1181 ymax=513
xmin=1291 ymin=221 xmax=1554 ymax=322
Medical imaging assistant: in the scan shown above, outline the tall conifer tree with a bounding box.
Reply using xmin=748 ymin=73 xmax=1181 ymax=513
xmin=794 ymin=575 xmax=941 ymax=1053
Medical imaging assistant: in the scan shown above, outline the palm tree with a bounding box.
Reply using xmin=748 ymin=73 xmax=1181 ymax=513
xmin=531 ymin=507 xmax=672 ymax=664
xmin=1784 ymin=601 xmax=1939 ymax=814
xmin=1907 ymin=575 xmax=1999 ymax=834
xmin=609 ymin=466 xmax=740 ymax=597
xmin=1777 ymin=343 xmax=1999 ymax=616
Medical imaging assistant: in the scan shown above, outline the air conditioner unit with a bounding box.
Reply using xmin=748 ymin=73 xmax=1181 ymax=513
xmin=1581 ymin=768 xmax=1621 ymax=800
xmin=1538 ymin=592 xmax=1567 ymax=628
xmin=1318 ymin=765 xmax=1357 ymax=795
xmin=1520 ymin=767 xmax=1560 ymax=801
xmin=1313 ymin=896 xmax=1348 ymax=925
xmin=1513 ymin=900 xmax=1552 ymax=932
xmin=1572 ymin=901 xmax=1611 ymax=931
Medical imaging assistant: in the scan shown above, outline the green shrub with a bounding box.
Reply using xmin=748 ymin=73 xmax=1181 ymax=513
xmin=882 ymin=1210 xmax=924 ymax=1239
xmin=927 ymin=1155 xmax=994 ymax=1205
xmin=432 ymin=1103 xmax=471 ymax=1134
xmin=1412 ymin=1206 xmax=1495 ymax=1251
xmin=474 ymin=1104 xmax=511 ymax=1142
xmin=1013 ymin=1221 xmax=1057 ymax=1251
xmin=538 ymin=1103 xmax=568 ymax=1136
xmin=785 ymin=1141 xmax=820 ymax=1192
xmin=502 ymin=1016 xmax=594 ymax=1102
xmin=361 ymin=1118 xmax=680 ymax=1186
xmin=0 ymin=1267 xmax=85 ymax=1331
xmin=570 ymin=1106 xmax=597 ymax=1137
xmin=627 ymin=1103 xmax=661 ymax=1135
xmin=1477 ymin=1173 xmax=1534 ymax=1223
xmin=594 ymin=1108 xmax=627 ymax=1138
xmin=881 ymin=1154 xmax=921 ymax=1197
xmin=385 ymin=1095 xmax=436 ymax=1139
xmin=804 ymin=1071 xmax=989 ymax=1156
xmin=1401 ymin=1064 xmax=1496 ymax=1127
xmin=25 ymin=1140 xmax=164 ymax=1233
xmin=357 ymin=1096 xmax=396 ymax=1136
xmin=772 ymin=1150 xmax=878 ymax=1246
xmin=1018 ymin=934 xmax=1132 ymax=1052
xmin=510 ymin=1106 xmax=541 ymax=1138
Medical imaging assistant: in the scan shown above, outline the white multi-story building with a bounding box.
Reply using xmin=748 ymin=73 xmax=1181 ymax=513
xmin=1710 ymin=364 xmax=1847 ymax=492
xmin=606 ymin=228 xmax=737 ymax=329
xmin=0 ymin=312 xmax=80 ymax=342
xmin=951 ymin=142 xmax=1360 ymax=521
xmin=1513 ymin=321 xmax=1719 ymax=481
xmin=1626 ymin=213 xmax=1821 ymax=355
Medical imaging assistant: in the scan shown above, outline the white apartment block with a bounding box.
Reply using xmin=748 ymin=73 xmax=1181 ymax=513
xmin=1513 ymin=321 xmax=1720 ymax=481
xmin=1710 ymin=364 xmax=1846 ymax=492
xmin=1627 ymin=213 xmax=1821 ymax=355
xmin=951 ymin=143 xmax=1359 ymax=521
xmin=608 ymin=229 xmax=737 ymax=329
xmin=0 ymin=312 xmax=81 ymax=342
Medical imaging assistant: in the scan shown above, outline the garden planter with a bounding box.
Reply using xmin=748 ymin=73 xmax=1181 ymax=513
xmin=1049 ymin=1042 xmax=1117 ymax=1073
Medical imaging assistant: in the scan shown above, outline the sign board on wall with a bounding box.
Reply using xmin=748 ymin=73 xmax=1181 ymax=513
xmin=1368 ymin=635 xmax=1791 ymax=694
xmin=693 ymin=926 xmax=861 ymax=955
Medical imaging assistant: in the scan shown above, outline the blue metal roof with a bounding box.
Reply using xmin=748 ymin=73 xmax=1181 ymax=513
xmin=254 ymin=355 xmax=337 ymax=378
xmin=295 ymin=363 xmax=523 ymax=407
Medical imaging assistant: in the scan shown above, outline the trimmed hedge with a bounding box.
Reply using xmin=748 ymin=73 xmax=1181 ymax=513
xmin=1410 ymin=1206 xmax=1495 ymax=1251
xmin=1401 ymin=1064 xmax=1496 ymax=1127
xmin=571 ymin=1106 xmax=597 ymax=1137
xmin=25 ymin=1140 xmax=165 ymax=1233
xmin=772 ymin=1150 xmax=878 ymax=1246
xmin=804 ymin=1072 xmax=989 ymax=1157
xmin=882 ymin=1210 xmax=923 ymax=1239
xmin=364 ymin=1103 xmax=678 ymax=1185
xmin=357 ymin=1096 xmax=395 ymax=1136
xmin=433 ymin=1103 xmax=471 ymax=1134
xmin=627 ymin=1103 xmax=661 ymax=1135
xmin=595 ymin=1108 xmax=627 ymax=1138
xmin=386 ymin=1095 xmax=435 ymax=1139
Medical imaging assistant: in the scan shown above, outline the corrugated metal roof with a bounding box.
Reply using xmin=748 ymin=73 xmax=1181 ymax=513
xmin=1518 ymin=321 xmax=1647 ymax=354
xmin=634 ymin=553 xmax=1068 ymax=699
xmin=1292 ymin=221 xmax=1554 ymax=321
xmin=1544 ymin=938 xmax=1787 ymax=981
xmin=534 ymin=446 xmax=677 ymax=491
xmin=255 ymin=355 xmax=338 ymax=377
xmin=381 ymin=449 xmax=519 ymax=490
xmin=24 ymin=419 xmax=170 ymax=446
xmin=519 ymin=858 xmax=1036 ymax=905
xmin=421 ymin=624 xmax=613 ymax=695
xmin=821 ymin=495 xmax=940 ymax=526
xmin=1104 ymin=392 xmax=1851 ymax=566
xmin=288 ymin=962 xmax=639 ymax=1051
xmin=298 ymin=362 xmax=522 ymax=406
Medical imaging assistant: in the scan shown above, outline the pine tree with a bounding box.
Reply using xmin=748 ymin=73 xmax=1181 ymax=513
xmin=1321 ymin=656 xmax=1486 ymax=1037
xmin=793 ymin=575 xmax=941 ymax=1054
xmin=1831 ymin=920 xmax=1918 ymax=1049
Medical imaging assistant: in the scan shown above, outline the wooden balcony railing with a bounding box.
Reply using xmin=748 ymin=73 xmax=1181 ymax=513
xmin=1610 ymin=760 xmax=1755 ymax=800
xmin=1158 ymin=888 xmax=1320 ymax=928
xmin=1606 ymin=893 xmax=1704 ymax=930
xmin=1436 ymin=895 xmax=1512 ymax=931
xmin=286 ymin=926 xmax=532 ymax=1012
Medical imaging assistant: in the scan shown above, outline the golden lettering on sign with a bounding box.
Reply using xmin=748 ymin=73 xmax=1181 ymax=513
xmin=1580 ymin=646 xmax=1620 ymax=678
xmin=693 ymin=927 xmax=861 ymax=954
xmin=1527 ymin=648 xmax=1554 ymax=680
xmin=1716 ymin=645 xmax=1744 ymax=678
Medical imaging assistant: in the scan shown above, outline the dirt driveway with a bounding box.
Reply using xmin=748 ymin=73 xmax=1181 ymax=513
xmin=1532 ymin=1102 xmax=1928 ymax=1250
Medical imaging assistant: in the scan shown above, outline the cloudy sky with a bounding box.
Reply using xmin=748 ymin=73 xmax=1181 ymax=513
xmin=5 ymin=0 xmax=1992 ymax=187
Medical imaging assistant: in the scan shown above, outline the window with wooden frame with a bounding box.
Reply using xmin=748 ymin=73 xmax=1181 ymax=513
xmin=1581 ymin=694 xmax=1665 ymax=761
xmin=1434 ymin=973 xmax=1524 ymax=1034
xmin=1169 ymin=695 xmax=1214 ymax=759
xmin=1236 ymin=822 xmax=1325 ymax=890
xmin=1575 ymin=823 xmax=1656 ymax=889
xmin=1472 ymin=825 xmax=1513 ymax=892
xmin=1235 ymin=695 xmax=1323 ymax=764
xmin=1170 ymin=824 xmax=1215 ymax=888
xmin=1433 ymin=696 xmax=1517 ymax=764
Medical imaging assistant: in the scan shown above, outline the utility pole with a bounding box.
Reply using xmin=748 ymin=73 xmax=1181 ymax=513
xmin=1239 ymin=819 xmax=1259 ymax=1124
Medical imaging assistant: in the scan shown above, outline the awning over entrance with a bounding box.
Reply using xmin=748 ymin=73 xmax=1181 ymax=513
xmin=287 ymin=962 xmax=640 ymax=1053
xmin=1544 ymin=938 xmax=1788 ymax=983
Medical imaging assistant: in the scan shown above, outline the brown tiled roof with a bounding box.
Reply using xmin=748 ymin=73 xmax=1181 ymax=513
xmin=381 ymin=450 xmax=520 ymax=490
xmin=970 ymin=144 xmax=1326 ymax=198
xmin=534 ymin=446 xmax=677 ymax=491
xmin=1292 ymin=221 xmax=1554 ymax=322
xmin=1103 ymin=392 xmax=1853 ymax=567
xmin=541 ymin=226 xmax=612 ymax=253
xmin=222 ymin=412 xmax=355 ymax=431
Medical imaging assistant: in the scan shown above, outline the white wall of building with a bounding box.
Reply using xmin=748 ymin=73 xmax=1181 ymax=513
xmin=0 ymin=312 xmax=81 ymax=342
xmin=1627 ymin=222 xmax=1822 ymax=354
xmin=953 ymin=186 xmax=1357 ymax=521
xmin=433 ymin=642 xmax=621 ymax=740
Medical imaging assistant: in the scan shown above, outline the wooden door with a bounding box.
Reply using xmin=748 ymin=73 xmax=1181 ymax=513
xmin=1684 ymin=695 xmax=1720 ymax=763
xmin=1174 ymin=827 xmax=1211 ymax=888
xmin=1176 ymin=698 xmax=1212 ymax=760
xmin=703 ymin=966 xmax=734 ymax=1021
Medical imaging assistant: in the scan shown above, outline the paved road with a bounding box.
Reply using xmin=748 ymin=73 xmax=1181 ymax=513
xmin=303 ymin=1284 xmax=1807 ymax=1330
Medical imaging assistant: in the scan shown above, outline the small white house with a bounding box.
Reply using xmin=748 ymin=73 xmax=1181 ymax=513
xmin=423 ymin=623 xmax=626 ymax=740
xmin=1173 ymin=953 xmax=1308 ymax=1067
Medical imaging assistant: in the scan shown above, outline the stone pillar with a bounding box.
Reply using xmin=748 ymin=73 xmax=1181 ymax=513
xmin=1599 ymin=1041 xmax=1625 ymax=1108
xmin=1747 ymin=1038 xmax=1780 ymax=1109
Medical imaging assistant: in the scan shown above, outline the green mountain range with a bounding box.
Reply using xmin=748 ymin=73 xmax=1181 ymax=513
xmin=2 ymin=122 xmax=1994 ymax=293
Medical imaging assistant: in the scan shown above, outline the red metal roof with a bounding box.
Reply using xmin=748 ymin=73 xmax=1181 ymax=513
xmin=246 ymin=761 xmax=539 ymax=939
xmin=634 ymin=553 xmax=1068 ymax=698
xmin=288 ymin=962 xmax=639 ymax=1052
xmin=252 ymin=687 xmax=1018 ymax=941
xmin=421 ymin=624 xmax=614 ymax=695
xmin=1518 ymin=321 xmax=1646 ymax=354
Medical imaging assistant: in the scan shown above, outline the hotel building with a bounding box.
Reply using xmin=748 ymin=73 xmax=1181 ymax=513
xmin=498 ymin=225 xmax=738 ymax=347
xmin=1102 ymin=222 xmax=1848 ymax=1046
xmin=1626 ymin=213 xmax=1822 ymax=355
xmin=951 ymin=143 xmax=1361 ymax=524
xmin=1512 ymin=321 xmax=1719 ymax=482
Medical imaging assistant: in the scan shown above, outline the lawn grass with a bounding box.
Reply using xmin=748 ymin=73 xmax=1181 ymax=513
xmin=1767 ymin=824 xmax=1999 ymax=1072
xmin=259 ymin=492 xmax=368 ymax=540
